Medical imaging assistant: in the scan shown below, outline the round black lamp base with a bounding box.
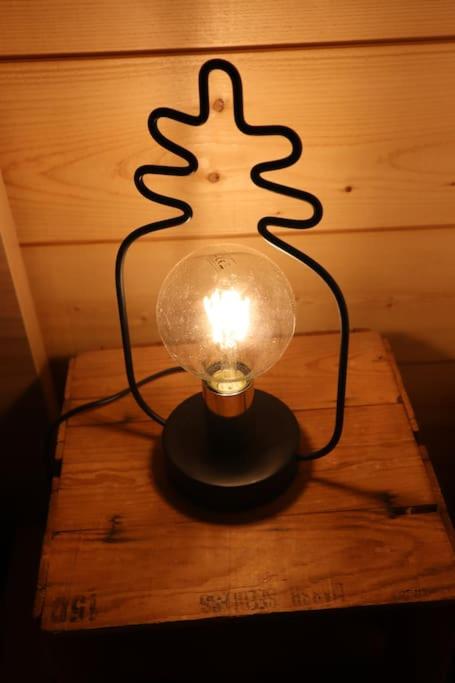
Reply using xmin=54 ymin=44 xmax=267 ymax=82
xmin=162 ymin=390 xmax=300 ymax=510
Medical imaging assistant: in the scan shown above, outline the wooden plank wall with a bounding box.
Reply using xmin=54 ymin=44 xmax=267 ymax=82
xmin=0 ymin=171 xmax=56 ymax=522
xmin=0 ymin=173 xmax=55 ymax=418
xmin=1 ymin=1 xmax=454 ymax=500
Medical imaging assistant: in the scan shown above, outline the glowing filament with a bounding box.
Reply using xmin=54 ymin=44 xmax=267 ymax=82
xmin=203 ymin=288 xmax=250 ymax=349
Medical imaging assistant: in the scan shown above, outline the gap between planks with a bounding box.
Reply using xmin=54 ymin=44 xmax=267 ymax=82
xmin=18 ymin=223 xmax=455 ymax=249
xmin=2 ymin=34 xmax=455 ymax=64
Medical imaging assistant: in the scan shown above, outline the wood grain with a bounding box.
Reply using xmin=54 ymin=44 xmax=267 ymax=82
xmin=53 ymin=407 xmax=434 ymax=531
xmin=41 ymin=510 xmax=455 ymax=631
xmin=65 ymin=331 xmax=398 ymax=415
xmin=1 ymin=44 xmax=455 ymax=244
xmin=22 ymin=229 xmax=455 ymax=362
xmin=36 ymin=331 xmax=455 ymax=632
xmin=2 ymin=1 xmax=454 ymax=57
xmin=0 ymin=173 xmax=55 ymax=416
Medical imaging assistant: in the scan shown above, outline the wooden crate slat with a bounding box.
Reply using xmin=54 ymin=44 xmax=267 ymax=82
xmin=67 ymin=331 xmax=398 ymax=414
xmin=51 ymin=402 xmax=435 ymax=532
xmin=41 ymin=510 xmax=455 ymax=631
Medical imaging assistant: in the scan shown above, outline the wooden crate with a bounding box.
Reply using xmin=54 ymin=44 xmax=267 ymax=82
xmin=35 ymin=330 xmax=455 ymax=680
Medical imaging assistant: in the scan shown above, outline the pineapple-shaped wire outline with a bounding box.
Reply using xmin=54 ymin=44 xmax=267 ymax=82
xmin=116 ymin=59 xmax=349 ymax=460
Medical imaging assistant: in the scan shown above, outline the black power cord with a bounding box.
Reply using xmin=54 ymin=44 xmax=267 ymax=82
xmin=45 ymin=366 xmax=184 ymax=475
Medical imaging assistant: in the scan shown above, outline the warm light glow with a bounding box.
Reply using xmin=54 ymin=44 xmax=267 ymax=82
xmin=203 ymin=288 xmax=250 ymax=349
xmin=156 ymin=244 xmax=296 ymax=391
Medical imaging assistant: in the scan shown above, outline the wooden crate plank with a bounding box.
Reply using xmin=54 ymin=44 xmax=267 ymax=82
xmin=63 ymin=402 xmax=415 ymax=449
xmin=2 ymin=1 xmax=455 ymax=57
xmin=2 ymin=44 xmax=455 ymax=244
xmin=41 ymin=509 xmax=455 ymax=631
xmin=65 ymin=331 xmax=399 ymax=414
xmin=53 ymin=357 xmax=76 ymax=461
xmin=383 ymin=338 xmax=419 ymax=432
xmin=51 ymin=404 xmax=435 ymax=532
xmin=65 ymin=385 xmax=406 ymax=430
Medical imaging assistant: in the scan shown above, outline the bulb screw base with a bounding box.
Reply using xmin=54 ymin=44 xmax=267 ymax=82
xmin=202 ymin=380 xmax=255 ymax=418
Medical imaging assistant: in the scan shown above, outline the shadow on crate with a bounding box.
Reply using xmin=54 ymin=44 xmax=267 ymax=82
xmin=387 ymin=334 xmax=455 ymax=523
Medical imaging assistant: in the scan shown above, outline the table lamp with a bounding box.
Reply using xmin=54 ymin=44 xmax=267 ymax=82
xmin=115 ymin=59 xmax=349 ymax=509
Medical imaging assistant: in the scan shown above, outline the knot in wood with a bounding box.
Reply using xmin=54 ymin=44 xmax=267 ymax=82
xmin=207 ymin=171 xmax=220 ymax=183
xmin=213 ymin=98 xmax=225 ymax=112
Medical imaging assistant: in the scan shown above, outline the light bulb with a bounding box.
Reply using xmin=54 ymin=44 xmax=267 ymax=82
xmin=156 ymin=244 xmax=296 ymax=395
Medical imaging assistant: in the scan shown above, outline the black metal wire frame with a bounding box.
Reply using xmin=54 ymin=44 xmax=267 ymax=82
xmin=115 ymin=58 xmax=349 ymax=460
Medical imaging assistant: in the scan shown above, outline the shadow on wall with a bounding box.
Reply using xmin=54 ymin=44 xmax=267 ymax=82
xmin=388 ymin=333 xmax=455 ymax=521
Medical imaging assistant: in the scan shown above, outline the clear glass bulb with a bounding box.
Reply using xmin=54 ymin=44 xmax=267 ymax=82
xmin=156 ymin=244 xmax=296 ymax=395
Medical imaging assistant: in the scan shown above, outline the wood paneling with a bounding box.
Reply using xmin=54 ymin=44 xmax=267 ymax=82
xmin=22 ymin=229 xmax=455 ymax=362
xmin=1 ymin=44 xmax=455 ymax=245
xmin=0 ymin=173 xmax=55 ymax=417
xmin=1 ymin=1 xmax=455 ymax=58
xmin=41 ymin=510 xmax=455 ymax=631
